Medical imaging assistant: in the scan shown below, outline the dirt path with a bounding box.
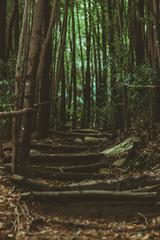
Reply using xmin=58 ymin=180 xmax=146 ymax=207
xmin=0 ymin=172 xmax=160 ymax=240
xmin=1 ymin=132 xmax=160 ymax=239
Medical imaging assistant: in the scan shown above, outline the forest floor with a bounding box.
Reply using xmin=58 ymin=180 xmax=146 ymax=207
xmin=1 ymin=129 xmax=160 ymax=239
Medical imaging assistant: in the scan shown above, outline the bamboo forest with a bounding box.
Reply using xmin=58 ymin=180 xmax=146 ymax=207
xmin=1 ymin=0 xmax=160 ymax=239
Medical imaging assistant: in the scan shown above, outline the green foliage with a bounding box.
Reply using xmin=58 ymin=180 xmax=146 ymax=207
xmin=125 ymin=65 xmax=159 ymax=127
xmin=124 ymin=64 xmax=158 ymax=86
xmin=0 ymin=57 xmax=16 ymax=111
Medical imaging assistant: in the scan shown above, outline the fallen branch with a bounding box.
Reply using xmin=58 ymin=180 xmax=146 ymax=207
xmin=84 ymin=137 xmax=108 ymax=143
xmin=0 ymin=108 xmax=36 ymax=119
xmin=4 ymin=161 xmax=110 ymax=174
xmin=51 ymin=130 xmax=109 ymax=138
xmin=29 ymin=152 xmax=103 ymax=166
xmin=4 ymin=152 xmax=103 ymax=166
xmin=29 ymin=152 xmax=102 ymax=160
xmin=72 ymin=128 xmax=99 ymax=133
xmin=21 ymin=190 xmax=159 ymax=202
xmin=3 ymin=143 xmax=88 ymax=153
xmin=11 ymin=174 xmax=160 ymax=192
xmin=30 ymin=171 xmax=107 ymax=181
xmin=10 ymin=174 xmax=116 ymax=191
xmin=30 ymin=143 xmax=88 ymax=153
xmin=30 ymin=153 xmax=103 ymax=167
xmin=10 ymin=172 xmax=160 ymax=192
xmin=11 ymin=175 xmax=57 ymax=191
xmin=66 ymin=174 xmax=160 ymax=191
xmin=33 ymin=162 xmax=109 ymax=173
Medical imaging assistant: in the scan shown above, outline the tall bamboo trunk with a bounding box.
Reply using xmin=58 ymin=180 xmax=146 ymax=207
xmin=38 ymin=0 xmax=59 ymax=138
xmin=13 ymin=0 xmax=45 ymax=175
xmin=0 ymin=0 xmax=6 ymax=61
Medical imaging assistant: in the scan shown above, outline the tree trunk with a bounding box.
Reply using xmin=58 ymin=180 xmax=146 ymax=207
xmin=12 ymin=0 xmax=30 ymax=174
xmin=13 ymin=0 xmax=45 ymax=175
xmin=71 ymin=5 xmax=77 ymax=128
xmin=0 ymin=0 xmax=6 ymax=61
xmin=38 ymin=0 xmax=59 ymax=138
xmin=83 ymin=0 xmax=91 ymax=128
xmin=55 ymin=0 xmax=69 ymax=129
